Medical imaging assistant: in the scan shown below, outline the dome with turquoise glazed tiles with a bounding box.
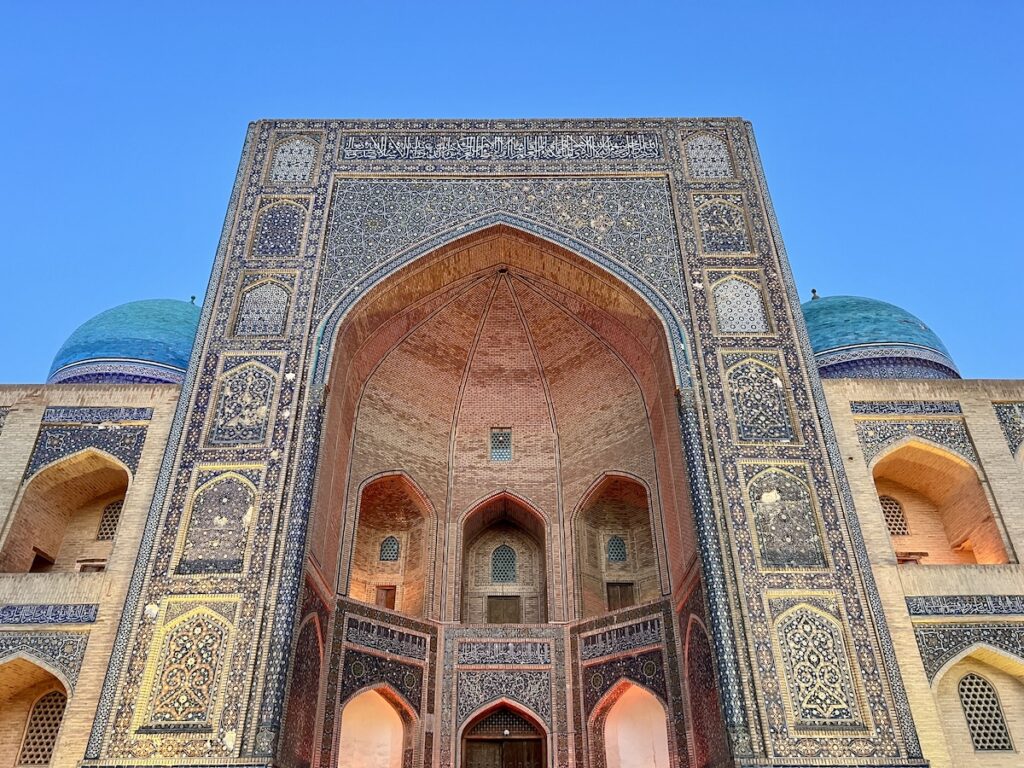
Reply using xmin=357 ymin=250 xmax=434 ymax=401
xmin=800 ymin=294 xmax=958 ymax=380
xmin=48 ymin=299 xmax=201 ymax=384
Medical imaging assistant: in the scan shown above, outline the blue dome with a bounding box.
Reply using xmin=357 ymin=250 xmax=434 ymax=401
xmin=800 ymin=295 xmax=958 ymax=380
xmin=48 ymin=299 xmax=201 ymax=384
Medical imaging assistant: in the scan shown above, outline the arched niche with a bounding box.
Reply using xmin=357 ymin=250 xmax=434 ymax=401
xmin=593 ymin=682 xmax=672 ymax=768
xmin=337 ymin=687 xmax=413 ymax=768
xmin=0 ymin=449 xmax=129 ymax=573
xmin=574 ymin=474 xmax=660 ymax=618
xmin=308 ymin=225 xmax=698 ymax=623
xmin=933 ymin=646 xmax=1024 ymax=765
xmin=281 ymin=614 xmax=324 ymax=768
xmin=349 ymin=474 xmax=434 ymax=616
xmin=871 ymin=440 xmax=1009 ymax=564
xmin=461 ymin=494 xmax=547 ymax=624
xmin=683 ymin=616 xmax=731 ymax=768
xmin=461 ymin=702 xmax=547 ymax=768
xmin=0 ymin=656 xmax=68 ymax=768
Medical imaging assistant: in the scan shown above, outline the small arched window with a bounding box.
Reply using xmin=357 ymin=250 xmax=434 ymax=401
xmin=492 ymin=544 xmax=517 ymax=582
xmin=879 ymin=495 xmax=909 ymax=536
xmin=958 ymin=673 xmax=1013 ymax=750
xmin=607 ymin=536 xmax=627 ymax=562
xmin=18 ymin=689 xmax=67 ymax=765
xmin=97 ymin=499 xmax=124 ymax=541
xmin=379 ymin=536 xmax=400 ymax=562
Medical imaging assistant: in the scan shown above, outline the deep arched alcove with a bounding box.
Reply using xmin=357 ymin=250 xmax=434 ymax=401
xmin=308 ymin=224 xmax=699 ymax=622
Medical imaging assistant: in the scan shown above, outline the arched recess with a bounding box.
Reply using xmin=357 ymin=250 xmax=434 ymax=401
xmin=307 ymin=224 xmax=699 ymax=626
xmin=871 ymin=440 xmax=1010 ymax=564
xmin=337 ymin=686 xmax=416 ymax=768
xmin=280 ymin=614 xmax=324 ymax=768
xmin=590 ymin=680 xmax=673 ymax=768
xmin=0 ymin=448 xmax=130 ymax=573
xmin=0 ymin=656 xmax=68 ymax=768
xmin=933 ymin=644 xmax=1024 ymax=764
xmin=460 ymin=493 xmax=548 ymax=624
xmin=349 ymin=473 xmax=434 ymax=616
xmin=683 ymin=616 xmax=731 ymax=768
xmin=460 ymin=701 xmax=548 ymax=768
xmin=574 ymin=473 xmax=661 ymax=618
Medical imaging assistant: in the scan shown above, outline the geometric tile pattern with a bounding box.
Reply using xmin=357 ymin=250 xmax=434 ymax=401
xmin=712 ymin=276 xmax=769 ymax=334
xmin=269 ymin=136 xmax=318 ymax=184
xmin=683 ymin=133 xmax=734 ymax=179
xmin=913 ymin=622 xmax=1024 ymax=681
xmin=0 ymin=631 xmax=89 ymax=690
xmin=993 ymin=402 xmax=1024 ymax=459
xmin=855 ymin=418 xmax=978 ymax=465
xmin=25 ymin=424 xmax=148 ymax=477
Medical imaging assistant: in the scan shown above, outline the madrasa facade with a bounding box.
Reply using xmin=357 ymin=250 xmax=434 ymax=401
xmin=1 ymin=118 xmax=1024 ymax=768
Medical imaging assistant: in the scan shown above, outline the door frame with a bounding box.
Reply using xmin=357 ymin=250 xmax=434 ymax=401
xmin=457 ymin=699 xmax=551 ymax=768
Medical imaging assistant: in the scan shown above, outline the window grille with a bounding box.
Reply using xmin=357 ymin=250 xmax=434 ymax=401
xmin=490 ymin=428 xmax=512 ymax=461
xmin=467 ymin=708 xmax=539 ymax=737
xmin=607 ymin=536 xmax=627 ymax=562
xmin=492 ymin=544 xmax=517 ymax=582
xmin=879 ymin=495 xmax=909 ymax=536
xmin=958 ymin=673 xmax=1013 ymax=751
xmin=379 ymin=536 xmax=400 ymax=561
xmin=97 ymin=499 xmax=123 ymax=541
xmin=17 ymin=690 xmax=67 ymax=765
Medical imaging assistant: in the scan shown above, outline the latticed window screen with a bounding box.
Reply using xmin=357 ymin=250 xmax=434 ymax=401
xmin=492 ymin=544 xmax=517 ymax=582
xmin=490 ymin=428 xmax=512 ymax=461
xmin=607 ymin=536 xmax=627 ymax=562
xmin=379 ymin=536 xmax=400 ymax=561
xmin=467 ymin=708 xmax=539 ymax=738
xmin=958 ymin=673 xmax=1013 ymax=751
xmin=878 ymin=495 xmax=909 ymax=536
xmin=17 ymin=690 xmax=67 ymax=765
xmin=97 ymin=499 xmax=124 ymax=541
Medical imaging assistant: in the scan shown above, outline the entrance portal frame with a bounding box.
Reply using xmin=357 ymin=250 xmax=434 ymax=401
xmin=87 ymin=119 xmax=922 ymax=768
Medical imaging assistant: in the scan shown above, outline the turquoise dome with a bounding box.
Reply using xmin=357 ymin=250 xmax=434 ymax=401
xmin=48 ymin=299 xmax=201 ymax=384
xmin=800 ymin=295 xmax=958 ymax=380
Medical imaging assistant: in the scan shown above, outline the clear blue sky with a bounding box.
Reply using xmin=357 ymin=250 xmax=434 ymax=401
xmin=2 ymin=2 xmax=1021 ymax=381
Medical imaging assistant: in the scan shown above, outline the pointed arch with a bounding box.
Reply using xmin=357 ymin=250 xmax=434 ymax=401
xmin=251 ymin=199 xmax=306 ymax=257
xmin=280 ymin=612 xmax=325 ymax=768
xmin=139 ymin=605 xmax=232 ymax=729
xmin=588 ymin=679 xmax=673 ymax=768
xmin=459 ymin=699 xmax=549 ymax=768
xmin=682 ymin=132 xmax=734 ymax=179
xmin=774 ymin=603 xmax=861 ymax=727
xmin=571 ymin=472 xmax=662 ymax=618
xmin=233 ymin=278 xmax=292 ymax=337
xmin=349 ymin=471 xmax=436 ymax=616
xmin=267 ymin=135 xmax=318 ymax=184
xmin=207 ymin=360 xmax=277 ymax=445
xmin=683 ymin=615 xmax=731 ymax=768
xmin=337 ymin=685 xmax=417 ymax=768
xmin=0 ymin=448 xmax=130 ymax=573
xmin=710 ymin=274 xmax=769 ymax=334
xmin=871 ymin=439 xmax=1009 ymax=564
xmin=932 ymin=643 xmax=1024 ymax=760
xmin=175 ymin=471 xmax=258 ymax=574
xmin=746 ymin=466 xmax=826 ymax=569
xmin=459 ymin=492 xmax=549 ymax=624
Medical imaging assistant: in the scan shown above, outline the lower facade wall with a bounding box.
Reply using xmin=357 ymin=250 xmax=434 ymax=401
xmin=303 ymin=593 xmax=725 ymax=768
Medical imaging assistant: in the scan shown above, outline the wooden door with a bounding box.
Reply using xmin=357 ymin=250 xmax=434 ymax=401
xmin=502 ymin=739 xmax=542 ymax=768
xmin=486 ymin=595 xmax=521 ymax=624
xmin=464 ymin=740 xmax=502 ymax=768
xmin=606 ymin=582 xmax=636 ymax=611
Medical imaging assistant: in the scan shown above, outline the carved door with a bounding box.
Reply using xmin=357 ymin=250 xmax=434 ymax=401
xmin=464 ymin=740 xmax=541 ymax=768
